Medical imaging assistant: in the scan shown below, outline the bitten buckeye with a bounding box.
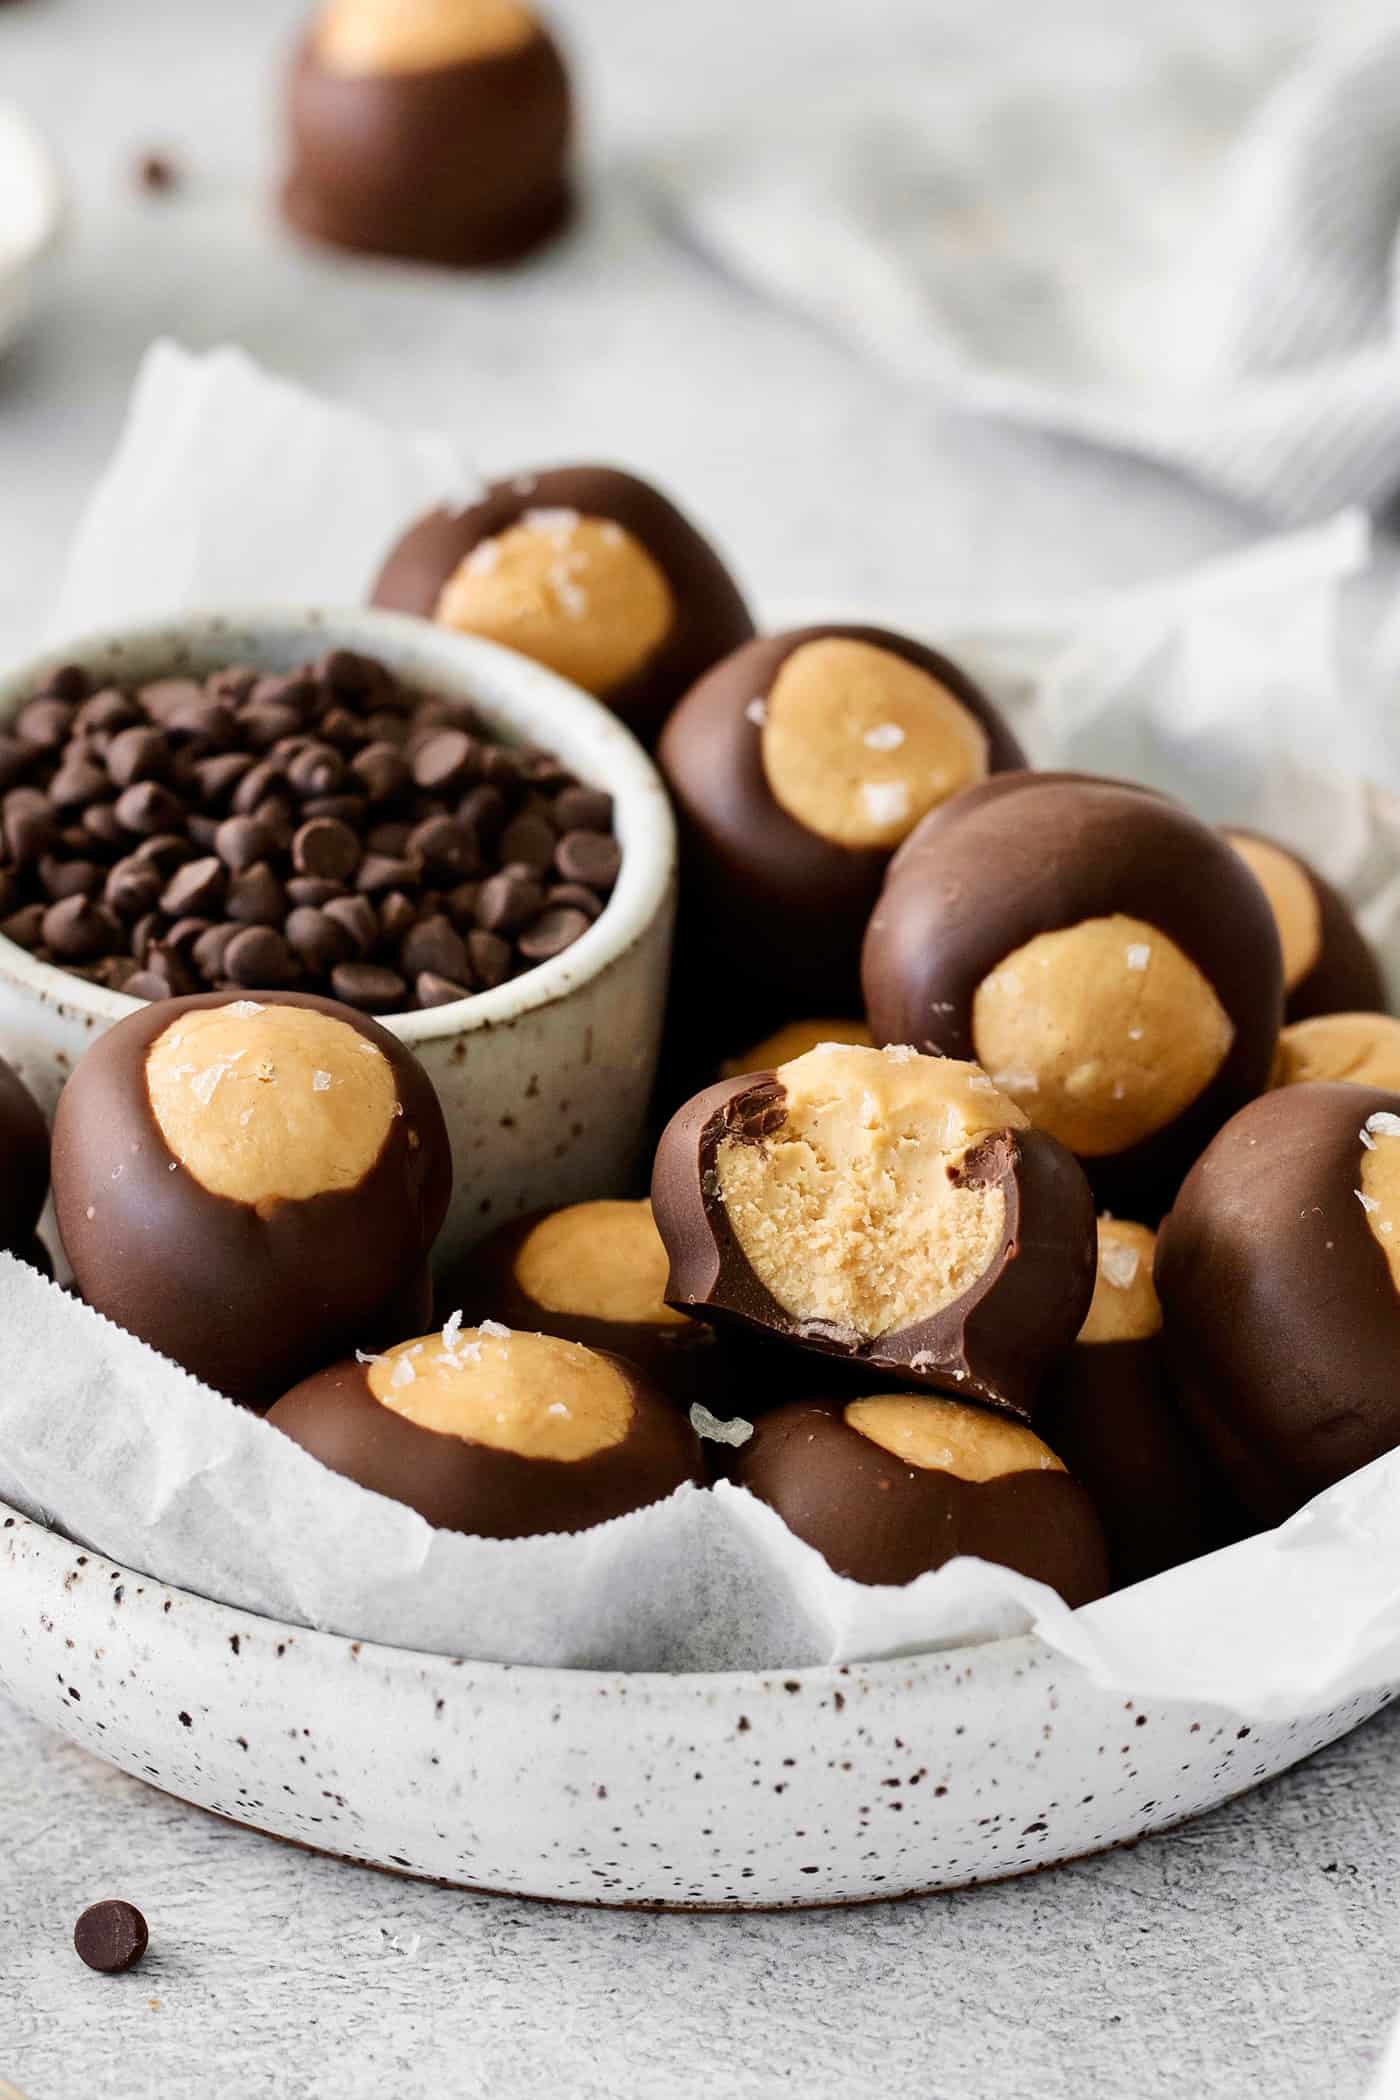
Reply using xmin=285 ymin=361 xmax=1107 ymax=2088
xmin=651 ymin=1043 xmax=1096 ymax=1419
xmin=372 ymin=466 xmax=754 ymax=744
xmin=269 ymin=1322 xmax=703 ymax=1534
xmin=52 ymin=991 xmax=450 ymax=1409
xmin=734 ymin=1394 xmax=1108 ymax=1602
xmin=282 ymin=0 xmax=573 ymax=268
xmin=863 ymin=773 xmax=1283 ymax=1214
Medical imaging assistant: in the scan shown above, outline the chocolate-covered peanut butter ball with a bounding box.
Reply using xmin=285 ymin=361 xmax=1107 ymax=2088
xmin=269 ymin=1322 xmax=703 ymax=1534
xmin=652 ymin=1043 xmax=1096 ymax=1419
xmin=1272 ymin=1011 xmax=1400 ymax=1092
xmin=1038 ymin=1218 xmax=1222 ymax=1587
xmin=0 ymin=1053 xmax=49 ymax=1255
xmin=863 ymin=774 xmax=1284 ymax=1214
xmin=1225 ymin=829 xmax=1384 ymax=1024
xmin=720 ymin=1017 xmax=872 ymax=1079
xmin=437 ymin=1197 xmax=718 ymax=1405
xmin=283 ymin=0 xmax=573 ymax=269
xmin=734 ymin=1394 xmax=1108 ymax=1601
xmin=373 ymin=467 xmax=755 ymax=744
xmin=659 ymin=626 xmax=1025 ymax=1007
xmin=52 ymin=991 xmax=451 ymax=1409
xmin=1156 ymin=1082 xmax=1400 ymax=1524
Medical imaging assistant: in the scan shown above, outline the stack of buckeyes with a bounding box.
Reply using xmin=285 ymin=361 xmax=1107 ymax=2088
xmin=2 ymin=454 xmax=1397 ymax=1618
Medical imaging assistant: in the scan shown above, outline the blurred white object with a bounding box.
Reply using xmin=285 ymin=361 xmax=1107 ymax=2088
xmin=659 ymin=10 xmax=1400 ymax=524
xmin=0 ymin=100 xmax=62 ymax=356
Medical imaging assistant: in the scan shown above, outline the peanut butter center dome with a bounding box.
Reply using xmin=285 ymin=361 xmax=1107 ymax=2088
xmin=1077 ymin=1217 xmax=1161 ymax=1344
xmin=1359 ymin=1113 xmax=1400 ymax=1293
xmin=515 ymin=1199 xmax=688 ymax=1328
xmin=714 ymin=1044 xmax=1025 ymax=1341
xmin=146 ymin=1002 xmax=398 ymax=1212
xmin=368 ymin=1325 xmax=634 ymax=1460
xmin=435 ymin=511 xmax=675 ymax=697
xmin=1226 ymin=833 xmax=1321 ymax=994
xmin=1272 ymin=1013 xmax=1400 ymax=1092
xmin=845 ymin=1394 xmax=1065 ymax=1481
xmin=971 ymin=914 xmax=1235 ymax=1156
xmin=316 ymin=0 xmax=538 ymax=76
xmin=759 ymin=639 xmax=990 ymax=850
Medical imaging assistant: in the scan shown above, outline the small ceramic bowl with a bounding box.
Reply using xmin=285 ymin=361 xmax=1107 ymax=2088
xmin=0 ymin=102 xmax=64 ymax=357
xmin=0 ymin=609 xmax=677 ymax=1270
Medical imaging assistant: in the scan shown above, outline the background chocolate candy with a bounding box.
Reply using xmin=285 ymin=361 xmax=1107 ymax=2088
xmin=652 ymin=1043 xmax=1096 ymax=1420
xmin=372 ymin=466 xmax=755 ymax=744
xmin=863 ymin=772 xmax=1284 ymax=1215
xmin=282 ymin=0 xmax=573 ymax=268
xmin=733 ymin=1393 xmax=1108 ymax=1600
xmin=720 ymin=1016 xmax=872 ymax=1080
xmin=269 ymin=1323 xmax=703 ymax=1535
xmin=658 ymin=625 xmax=1025 ymax=1012
xmin=52 ymin=990 xmax=451 ymax=1409
xmin=0 ymin=1052 xmax=49 ymax=1253
xmin=1156 ymin=1081 xmax=1400 ymax=1524
xmin=1272 ymin=1010 xmax=1400 ymax=1091
xmin=1037 ymin=1217 xmax=1228 ymax=1587
xmin=1226 ymin=827 xmax=1385 ymax=1023
xmin=436 ymin=1197 xmax=719 ymax=1406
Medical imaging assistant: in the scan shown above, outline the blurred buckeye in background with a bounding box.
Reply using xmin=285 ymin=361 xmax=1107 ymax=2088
xmin=1225 ymin=827 xmax=1384 ymax=1024
xmin=863 ymin=774 xmax=1284 ymax=1216
xmin=52 ymin=990 xmax=450 ymax=1409
xmin=733 ymin=1393 xmax=1108 ymax=1602
xmin=652 ymin=1043 xmax=1095 ymax=1421
xmin=659 ymin=626 xmax=1024 ymax=1011
xmin=1156 ymin=1082 xmax=1400 ymax=1524
xmin=269 ymin=1323 xmax=704 ymax=1534
xmin=282 ymin=0 xmax=574 ymax=268
xmin=437 ymin=1197 xmax=719 ymax=1408
xmin=373 ymin=466 xmax=755 ymax=744
xmin=1038 ymin=1218 xmax=1225 ymax=1587
xmin=1272 ymin=1010 xmax=1400 ymax=1091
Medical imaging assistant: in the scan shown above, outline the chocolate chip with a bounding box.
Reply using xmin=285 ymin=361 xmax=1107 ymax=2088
xmin=105 ymin=857 xmax=163 ymax=918
xmin=76 ymin=687 xmax=140 ymax=736
xmin=546 ymin=881 xmax=604 ymax=922
xmin=1 ymin=903 xmax=46 ymax=948
xmin=555 ymin=830 xmax=621 ymax=892
xmin=356 ymin=853 xmax=418 ymax=896
xmin=16 ymin=696 xmax=76 ymax=751
xmin=412 ymin=729 xmax=477 ymax=793
xmin=500 ymin=811 xmax=557 ymax=872
xmin=122 ymin=971 xmax=177 ymax=1001
xmin=114 ymin=781 xmax=185 ymax=837
xmin=324 ymin=894 xmax=378 ymax=956
xmin=214 ymin=814 xmax=276 ymax=871
xmin=43 ymin=895 xmax=119 ymax=962
xmin=37 ymin=664 xmax=91 ymax=704
xmin=74 ymin=1899 xmax=149 ymax=1975
xmin=224 ymin=924 xmax=297 ymax=988
xmin=195 ymin=751 xmax=256 ymax=805
xmin=468 ymin=929 xmax=512 ymax=989
xmin=287 ymin=743 xmax=346 ymax=798
xmin=286 ymin=906 xmax=356 ymax=973
xmin=4 ymin=788 xmax=55 ymax=865
xmin=408 ymin=815 xmax=478 ymax=881
xmin=401 ymin=914 xmax=469 ymax=983
xmin=0 ymin=737 xmax=31 ymax=791
xmin=40 ymin=855 xmax=102 ymax=901
xmin=192 ymin=921 xmax=240 ymax=980
xmin=517 ymin=905 xmax=592 ymax=961
xmin=378 ymin=891 xmax=418 ymax=946
xmin=160 ymin=855 xmax=225 ymax=917
xmin=352 ymin=742 xmax=410 ymax=803
xmin=139 ymin=677 xmax=204 ymax=723
xmin=81 ymin=802 xmax=125 ymax=850
xmin=553 ymin=784 xmax=613 ymax=833
xmin=226 ymin=863 xmax=286 ymax=928
xmin=292 ymin=817 xmax=360 ymax=882
xmin=166 ymin=697 xmax=236 ymax=747
xmin=230 ymin=757 xmax=287 ymax=815
xmin=475 ymin=868 xmax=545 ymax=935
xmin=132 ymin=832 xmax=196 ymax=873
xmin=331 ymin=961 xmax=407 ymax=1011
xmin=416 ymin=971 xmax=473 ymax=1007
xmin=48 ymin=758 xmax=106 ymax=811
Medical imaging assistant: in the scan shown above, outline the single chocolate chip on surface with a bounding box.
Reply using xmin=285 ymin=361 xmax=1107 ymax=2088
xmin=292 ymin=817 xmax=361 ymax=882
xmin=555 ymin=830 xmax=621 ymax=892
xmin=74 ymin=1899 xmax=149 ymax=1974
xmin=331 ymin=961 xmax=408 ymax=1011
xmin=518 ymin=905 xmax=592 ymax=961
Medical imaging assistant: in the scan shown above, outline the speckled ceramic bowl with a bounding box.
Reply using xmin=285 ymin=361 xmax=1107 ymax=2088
xmin=0 ymin=609 xmax=676 ymax=1271
xmin=0 ymin=102 xmax=64 ymax=357
xmin=0 ymin=1498 xmax=1391 ymax=1909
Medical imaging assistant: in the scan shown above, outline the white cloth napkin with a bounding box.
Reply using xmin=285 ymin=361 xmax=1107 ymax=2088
xmin=656 ymin=6 xmax=1400 ymax=522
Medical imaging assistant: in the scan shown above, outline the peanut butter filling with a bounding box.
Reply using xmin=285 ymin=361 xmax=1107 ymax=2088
xmin=845 ymin=1394 xmax=1065 ymax=1481
xmin=515 ymin=1199 xmax=688 ymax=1328
xmin=316 ymin=0 xmax=538 ymax=76
xmin=1227 ymin=833 xmax=1321 ymax=993
xmin=1077 ymin=1217 xmax=1161 ymax=1344
xmin=368 ymin=1324 xmax=633 ymax=1460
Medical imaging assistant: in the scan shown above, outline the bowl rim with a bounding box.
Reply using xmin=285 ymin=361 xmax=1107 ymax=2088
xmin=0 ymin=1490 xmax=1040 ymax=1695
xmin=0 ymin=99 xmax=66 ymax=274
xmin=0 ymin=604 xmax=677 ymax=1043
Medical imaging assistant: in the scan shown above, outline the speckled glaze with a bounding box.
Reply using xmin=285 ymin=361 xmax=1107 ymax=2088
xmin=0 ymin=610 xmax=676 ymax=1272
xmin=0 ymin=1499 xmax=1390 ymax=1909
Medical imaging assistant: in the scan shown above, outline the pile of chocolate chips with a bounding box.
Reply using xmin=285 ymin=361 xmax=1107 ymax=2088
xmin=0 ymin=651 xmax=621 ymax=1012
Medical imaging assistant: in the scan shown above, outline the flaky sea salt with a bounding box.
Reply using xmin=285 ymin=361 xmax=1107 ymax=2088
xmin=547 ymin=1402 xmax=571 ymax=1419
xmin=390 ymin=1355 xmax=416 ymax=1389
xmin=863 ymin=722 xmax=906 ymax=751
xmin=992 ymin=1070 xmax=1038 ymax=1094
xmin=744 ymin=697 xmax=767 ymax=726
xmin=441 ymin=1309 xmax=463 ymax=1355
xmin=1367 ymin=1112 xmax=1400 ymax=1141
xmin=312 ymin=1070 xmax=332 ymax=1093
xmin=689 ymin=1403 xmax=754 ymax=1448
xmin=479 ymin=1318 xmax=511 ymax=1340
xmin=465 ymin=538 xmax=501 ymax=577
xmin=882 ymin=1043 xmax=919 ymax=1063
xmin=1100 ymin=1242 xmax=1140 ymax=1290
xmin=1356 ymin=1190 xmax=1380 ymax=1214
xmin=228 ymin=1000 xmax=264 ymax=1018
xmin=862 ymin=780 xmax=910 ymax=827
xmin=1125 ymin=944 xmax=1151 ymax=971
xmin=355 ymin=1349 xmax=387 ymax=1367
xmin=524 ymin=506 xmax=580 ymax=540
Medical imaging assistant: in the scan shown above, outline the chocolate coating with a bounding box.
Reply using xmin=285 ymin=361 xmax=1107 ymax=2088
xmin=651 ymin=1066 xmax=1096 ymax=1420
xmin=1156 ymin=1082 xmax=1400 ymax=1524
xmin=733 ymin=1397 xmax=1109 ymax=1600
xmin=1226 ymin=826 xmax=1386 ymax=1023
xmin=862 ymin=772 xmax=1284 ymax=1215
xmin=269 ymin=1346 xmax=703 ymax=1535
xmin=52 ymin=990 xmax=451 ymax=1410
xmin=436 ymin=1200 xmax=720 ymax=1408
xmin=659 ymin=626 xmax=1024 ymax=1010
xmin=371 ymin=466 xmax=755 ymax=743
xmin=0 ymin=1052 xmax=49 ymax=1252
xmin=282 ymin=20 xmax=572 ymax=268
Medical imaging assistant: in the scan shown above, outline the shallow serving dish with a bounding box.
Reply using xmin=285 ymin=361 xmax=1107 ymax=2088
xmin=0 ymin=609 xmax=677 ymax=1270
xmin=1 ymin=1497 xmax=1391 ymax=1909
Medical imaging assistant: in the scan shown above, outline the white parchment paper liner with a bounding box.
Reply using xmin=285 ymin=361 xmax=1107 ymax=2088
xmin=4 ymin=342 xmax=1400 ymax=1719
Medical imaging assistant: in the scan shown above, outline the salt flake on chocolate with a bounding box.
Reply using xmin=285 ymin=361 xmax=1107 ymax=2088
xmin=1366 ymin=1112 xmax=1400 ymax=1141
xmin=689 ymin=1403 xmax=754 ymax=1448
xmin=1356 ymin=1189 xmax=1380 ymax=1214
